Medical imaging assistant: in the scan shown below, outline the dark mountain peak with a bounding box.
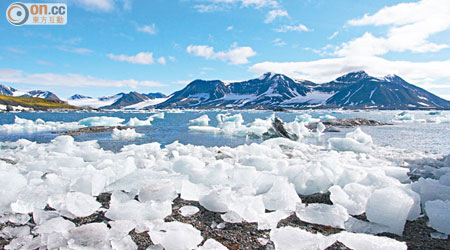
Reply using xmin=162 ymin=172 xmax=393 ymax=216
xmin=69 ymin=94 xmax=92 ymax=100
xmin=22 ymin=90 xmax=60 ymax=100
xmin=335 ymin=71 xmax=369 ymax=83
xmin=383 ymin=74 xmax=405 ymax=83
xmin=101 ymin=92 xmax=148 ymax=109
xmin=0 ymin=84 xmax=17 ymax=95
xmin=144 ymin=92 xmax=166 ymax=99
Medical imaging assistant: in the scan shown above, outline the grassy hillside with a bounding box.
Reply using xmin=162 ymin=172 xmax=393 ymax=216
xmin=0 ymin=95 xmax=78 ymax=110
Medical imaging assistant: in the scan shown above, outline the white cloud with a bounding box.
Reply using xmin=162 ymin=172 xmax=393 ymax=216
xmin=137 ymin=24 xmax=157 ymax=35
xmin=274 ymin=24 xmax=310 ymax=32
xmin=168 ymin=56 xmax=176 ymax=62
xmin=57 ymin=46 xmax=93 ymax=54
xmin=226 ymin=26 xmax=234 ymax=31
xmin=339 ymin=0 xmax=450 ymax=56
xmin=272 ymin=38 xmax=286 ymax=47
xmin=69 ymin=0 xmax=115 ymax=12
xmin=0 ymin=68 xmax=164 ymax=88
xmin=187 ymin=43 xmax=256 ymax=65
xmin=6 ymin=47 xmax=26 ymax=54
xmin=249 ymin=56 xmax=450 ymax=88
xmin=328 ymin=31 xmax=339 ymax=40
xmin=36 ymin=60 xmax=54 ymax=66
xmin=107 ymin=52 xmax=154 ymax=65
xmin=265 ymin=9 xmax=288 ymax=23
xmin=157 ymin=57 xmax=166 ymax=65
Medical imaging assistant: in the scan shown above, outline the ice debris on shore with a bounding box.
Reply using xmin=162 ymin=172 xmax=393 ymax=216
xmin=0 ymin=113 xmax=165 ymax=134
xmin=0 ymin=121 xmax=449 ymax=249
xmin=111 ymin=128 xmax=143 ymax=141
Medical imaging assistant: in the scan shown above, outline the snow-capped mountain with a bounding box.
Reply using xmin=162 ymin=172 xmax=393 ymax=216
xmin=67 ymin=94 xmax=123 ymax=109
xmin=69 ymin=94 xmax=92 ymax=100
xmin=156 ymin=71 xmax=450 ymax=109
xmin=66 ymin=92 xmax=168 ymax=109
xmin=0 ymin=84 xmax=61 ymax=100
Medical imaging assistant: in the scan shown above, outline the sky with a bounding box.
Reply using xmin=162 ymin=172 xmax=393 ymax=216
xmin=0 ymin=0 xmax=450 ymax=100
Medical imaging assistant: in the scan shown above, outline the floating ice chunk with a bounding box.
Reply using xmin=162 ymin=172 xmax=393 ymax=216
xmin=189 ymin=115 xmax=210 ymax=126
xmin=335 ymin=231 xmax=407 ymax=250
xmin=365 ymin=187 xmax=415 ymax=235
xmin=111 ymin=128 xmax=143 ymax=140
xmin=1 ymin=226 xmax=30 ymax=239
xmin=148 ymin=221 xmax=203 ymax=250
xmin=126 ymin=117 xmax=152 ymax=126
xmin=295 ymin=114 xmax=320 ymax=124
xmin=197 ymin=239 xmax=227 ymax=250
xmin=65 ymin=192 xmax=101 ymax=218
xmin=329 ymin=184 xmax=372 ymax=215
xmin=78 ymin=116 xmax=125 ymax=126
xmin=179 ymin=206 xmax=200 ymax=217
xmin=393 ymin=111 xmax=414 ymax=122
xmin=296 ymin=203 xmax=349 ymax=229
xmin=263 ymin=177 xmax=301 ymax=211
xmin=425 ymin=200 xmax=450 ymax=234
xmin=151 ymin=112 xmax=165 ymax=120
xmin=320 ymin=114 xmax=336 ymax=121
xmin=138 ymin=179 xmax=178 ymax=202
xmin=188 ymin=126 xmax=221 ymax=134
xmin=346 ymin=128 xmax=373 ymax=145
xmin=0 ymin=116 xmax=83 ymax=134
xmin=68 ymin=223 xmax=109 ymax=249
xmin=329 ymin=129 xmax=372 ymax=154
xmin=270 ymin=226 xmax=334 ymax=250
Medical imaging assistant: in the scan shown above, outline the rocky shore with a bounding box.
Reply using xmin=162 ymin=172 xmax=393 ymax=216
xmin=1 ymin=191 xmax=448 ymax=250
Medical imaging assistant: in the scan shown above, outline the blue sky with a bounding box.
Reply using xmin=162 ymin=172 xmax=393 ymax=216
xmin=1 ymin=0 xmax=449 ymax=100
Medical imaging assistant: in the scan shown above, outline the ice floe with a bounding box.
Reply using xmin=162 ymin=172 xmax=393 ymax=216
xmin=111 ymin=128 xmax=143 ymax=140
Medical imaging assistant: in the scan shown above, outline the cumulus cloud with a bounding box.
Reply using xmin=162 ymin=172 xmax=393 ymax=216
xmin=339 ymin=0 xmax=450 ymax=56
xmin=250 ymin=0 xmax=450 ymax=98
xmin=226 ymin=26 xmax=233 ymax=31
xmin=249 ymin=56 xmax=450 ymax=88
xmin=187 ymin=43 xmax=256 ymax=65
xmin=157 ymin=57 xmax=166 ymax=65
xmin=107 ymin=52 xmax=154 ymax=65
xmin=265 ymin=9 xmax=288 ymax=23
xmin=137 ymin=24 xmax=157 ymax=35
xmin=0 ymin=68 xmax=164 ymax=88
xmin=274 ymin=24 xmax=310 ymax=32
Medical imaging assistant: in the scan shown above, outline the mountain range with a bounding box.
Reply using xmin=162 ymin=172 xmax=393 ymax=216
xmin=156 ymin=71 xmax=450 ymax=110
xmin=1 ymin=71 xmax=449 ymax=110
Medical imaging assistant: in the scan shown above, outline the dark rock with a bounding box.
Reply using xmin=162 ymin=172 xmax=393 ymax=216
xmin=263 ymin=117 xmax=299 ymax=140
xmin=53 ymin=126 xmax=132 ymax=136
xmin=307 ymin=118 xmax=391 ymax=131
xmin=325 ymin=241 xmax=353 ymax=250
xmin=0 ymin=158 xmax=16 ymax=165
